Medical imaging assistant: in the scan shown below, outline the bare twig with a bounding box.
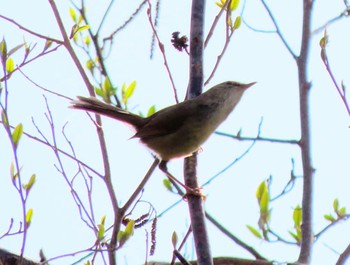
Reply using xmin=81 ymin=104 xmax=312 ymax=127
xmin=336 ymin=242 xmax=350 ymax=265
xmin=0 ymin=14 xmax=63 ymax=44
xmin=121 ymin=159 xmax=159 ymax=211
xmin=314 ymin=214 xmax=349 ymax=241
xmin=206 ymin=212 xmax=267 ymax=260
xmin=205 ymin=1 xmax=238 ymax=86
xmin=215 ymin=132 xmax=299 ymax=145
xmin=321 ymin=44 xmax=350 ymax=116
xmin=204 ymin=0 xmax=229 ymax=48
xmin=103 ymin=0 xmax=147 ymax=44
xmin=260 ymin=0 xmax=296 ymax=59
xmin=146 ymin=0 xmax=179 ymax=103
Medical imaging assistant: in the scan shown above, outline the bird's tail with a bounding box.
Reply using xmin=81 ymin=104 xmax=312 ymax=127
xmin=70 ymin=96 xmax=145 ymax=129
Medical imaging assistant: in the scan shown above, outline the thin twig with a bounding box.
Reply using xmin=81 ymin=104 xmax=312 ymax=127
xmin=204 ymin=0 xmax=229 ymax=48
xmin=206 ymin=212 xmax=267 ymax=260
xmin=260 ymin=0 xmax=296 ymax=59
xmin=321 ymin=47 xmax=350 ymax=116
xmin=336 ymin=242 xmax=350 ymax=265
xmin=121 ymin=159 xmax=159 ymax=212
xmin=146 ymin=0 xmax=179 ymax=103
xmin=0 ymin=14 xmax=63 ymax=44
xmin=215 ymin=131 xmax=300 ymax=145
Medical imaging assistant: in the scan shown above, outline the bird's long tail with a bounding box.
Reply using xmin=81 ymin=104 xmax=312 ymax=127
xmin=70 ymin=96 xmax=145 ymax=129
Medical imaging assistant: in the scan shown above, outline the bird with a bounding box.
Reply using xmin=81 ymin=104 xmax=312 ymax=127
xmin=71 ymin=81 xmax=255 ymax=194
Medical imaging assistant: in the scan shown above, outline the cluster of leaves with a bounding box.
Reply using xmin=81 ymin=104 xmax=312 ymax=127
xmin=216 ymin=0 xmax=242 ymax=30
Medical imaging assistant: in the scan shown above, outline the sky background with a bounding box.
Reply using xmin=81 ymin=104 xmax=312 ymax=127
xmin=1 ymin=0 xmax=350 ymax=264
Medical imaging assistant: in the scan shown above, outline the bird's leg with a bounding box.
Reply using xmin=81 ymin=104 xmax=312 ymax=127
xmin=158 ymin=160 xmax=204 ymax=199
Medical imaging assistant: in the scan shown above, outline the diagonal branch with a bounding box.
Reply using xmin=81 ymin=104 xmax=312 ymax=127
xmin=260 ymin=0 xmax=297 ymax=59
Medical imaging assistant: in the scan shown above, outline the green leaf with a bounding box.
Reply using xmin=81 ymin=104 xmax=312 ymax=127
xmin=43 ymin=39 xmax=53 ymax=52
xmin=12 ymin=123 xmax=23 ymax=147
xmin=23 ymin=174 xmax=36 ymax=191
xmin=97 ymin=223 xmax=105 ymax=241
xmin=230 ymin=0 xmax=240 ymax=11
xmin=26 ymin=208 xmax=33 ymax=224
xmin=333 ymin=198 xmax=339 ymax=212
xmin=339 ymin=207 xmax=346 ymax=216
xmin=171 ymin=231 xmax=178 ymax=248
xmin=324 ymin=214 xmax=336 ymax=222
xmin=69 ymin=7 xmax=77 ymax=22
xmin=125 ymin=219 xmax=135 ymax=237
xmin=100 ymin=215 xmax=106 ymax=225
xmin=84 ymin=36 xmax=91 ymax=47
xmin=247 ymin=225 xmax=262 ymax=239
xmin=1 ymin=110 xmax=9 ymax=127
xmin=293 ymin=205 xmax=302 ymax=228
xmin=259 ymin=188 xmax=269 ymax=213
xmin=0 ymin=38 xmax=7 ymax=64
xmin=255 ymin=180 xmax=268 ymax=202
xmin=122 ymin=81 xmax=136 ymax=105
xmin=86 ymin=59 xmax=94 ymax=73
xmin=95 ymin=87 xmax=104 ymax=97
xmin=233 ymin=16 xmax=241 ymax=29
xmin=163 ymin=179 xmax=172 ymax=191
xmin=147 ymin=105 xmax=156 ymax=117
xmin=319 ymin=35 xmax=328 ymax=49
xmin=288 ymin=230 xmax=300 ymax=243
xmin=215 ymin=0 xmax=225 ymax=8
xmin=103 ymin=76 xmax=113 ymax=95
xmin=6 ymin=58 xmax=15 ymax=73
xmin=77 ymin=25 xmax=90 ymax=34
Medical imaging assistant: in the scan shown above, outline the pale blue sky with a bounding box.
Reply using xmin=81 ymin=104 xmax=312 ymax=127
xmin=1 ymin=0 xmax=350 ymax=264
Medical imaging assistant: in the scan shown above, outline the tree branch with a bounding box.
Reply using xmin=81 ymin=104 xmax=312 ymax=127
xmin=296 ymin=0 xmax=315 ymax=263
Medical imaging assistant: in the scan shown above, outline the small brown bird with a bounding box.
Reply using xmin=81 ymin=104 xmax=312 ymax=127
xmin=71 ymin=81 xmax=255 ymax=193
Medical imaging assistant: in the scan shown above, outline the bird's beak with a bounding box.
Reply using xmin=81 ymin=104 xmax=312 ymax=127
xmin=243 ymin=82 xmax=257 ymax=89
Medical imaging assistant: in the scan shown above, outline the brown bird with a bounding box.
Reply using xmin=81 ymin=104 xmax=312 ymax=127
xmin=71 ymin=81 xmax=255 ymax=193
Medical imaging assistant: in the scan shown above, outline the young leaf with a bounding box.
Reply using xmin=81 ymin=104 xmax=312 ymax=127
xmin=288 ymin=231 xmax=300 ymax=243
xmin=84 ymin=36 xmax=91 ymax=47
xmin=69 ymin=7 xmax=77 ymax=22
xmin=293 ymin=205 xmax=302 ymax=227
xmin=26 ymin=208 xmax=33 ymax=224
xmin=147 ymin=105 xmax=156 ymax=117
xmin=0 ymin=38 xmax=7 ymax=64
xmin=43 ymin=39 xmax=53 ymax=52
xmin=125 ymin=219 xmax=135 ymax=237
xmin=247 ymin=225 xmax=262 ymax=239
xmin=100 ymin=215 xmax=106 ymax=225
xmin=12 ymin=123 xmax=23 ymax=147
xmin=171 ymin=231 xmax=178 ymax=248
xmin=233 ymin=16 xmax=242 ymax=29
xmin=259 ymin=188 xmax=269 ymax=213
xmin=333 ymin=198 xmax=339 ymax=212
xmin=86 ymin=59 xmax=94 ymax=73
xmin=103 ymin=76 xmax=113 ymax=96
xmin=163 ymin=179 xmax=173 ymax=191
xmin=1 ymin=110 xmax=9 ymax=127
xmin=122 ymin=81 xmax=136 ymax=105
xmin=339 ymin=207 xmax=346 ymax=216
xmin=97 ymin=223 xmax=105 ymax=241
xmin=256 ymin=181 xmax=268 ymax=202
xmin=324 ymin=214 xmax=336 ymax=222
xmin=77 ymin=25 xmax=90 ymax=34
xmin=230 ymin=0 xmax=240 ymax=11
xmin=23 ymin=174 xmax=36 ymax=191
xmin=6 ymin=58 xmax=15 ymax=73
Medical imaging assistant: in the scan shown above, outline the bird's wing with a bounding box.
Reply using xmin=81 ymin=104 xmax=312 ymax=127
xmin=133 ymin=101 xmax=199 ymax=140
